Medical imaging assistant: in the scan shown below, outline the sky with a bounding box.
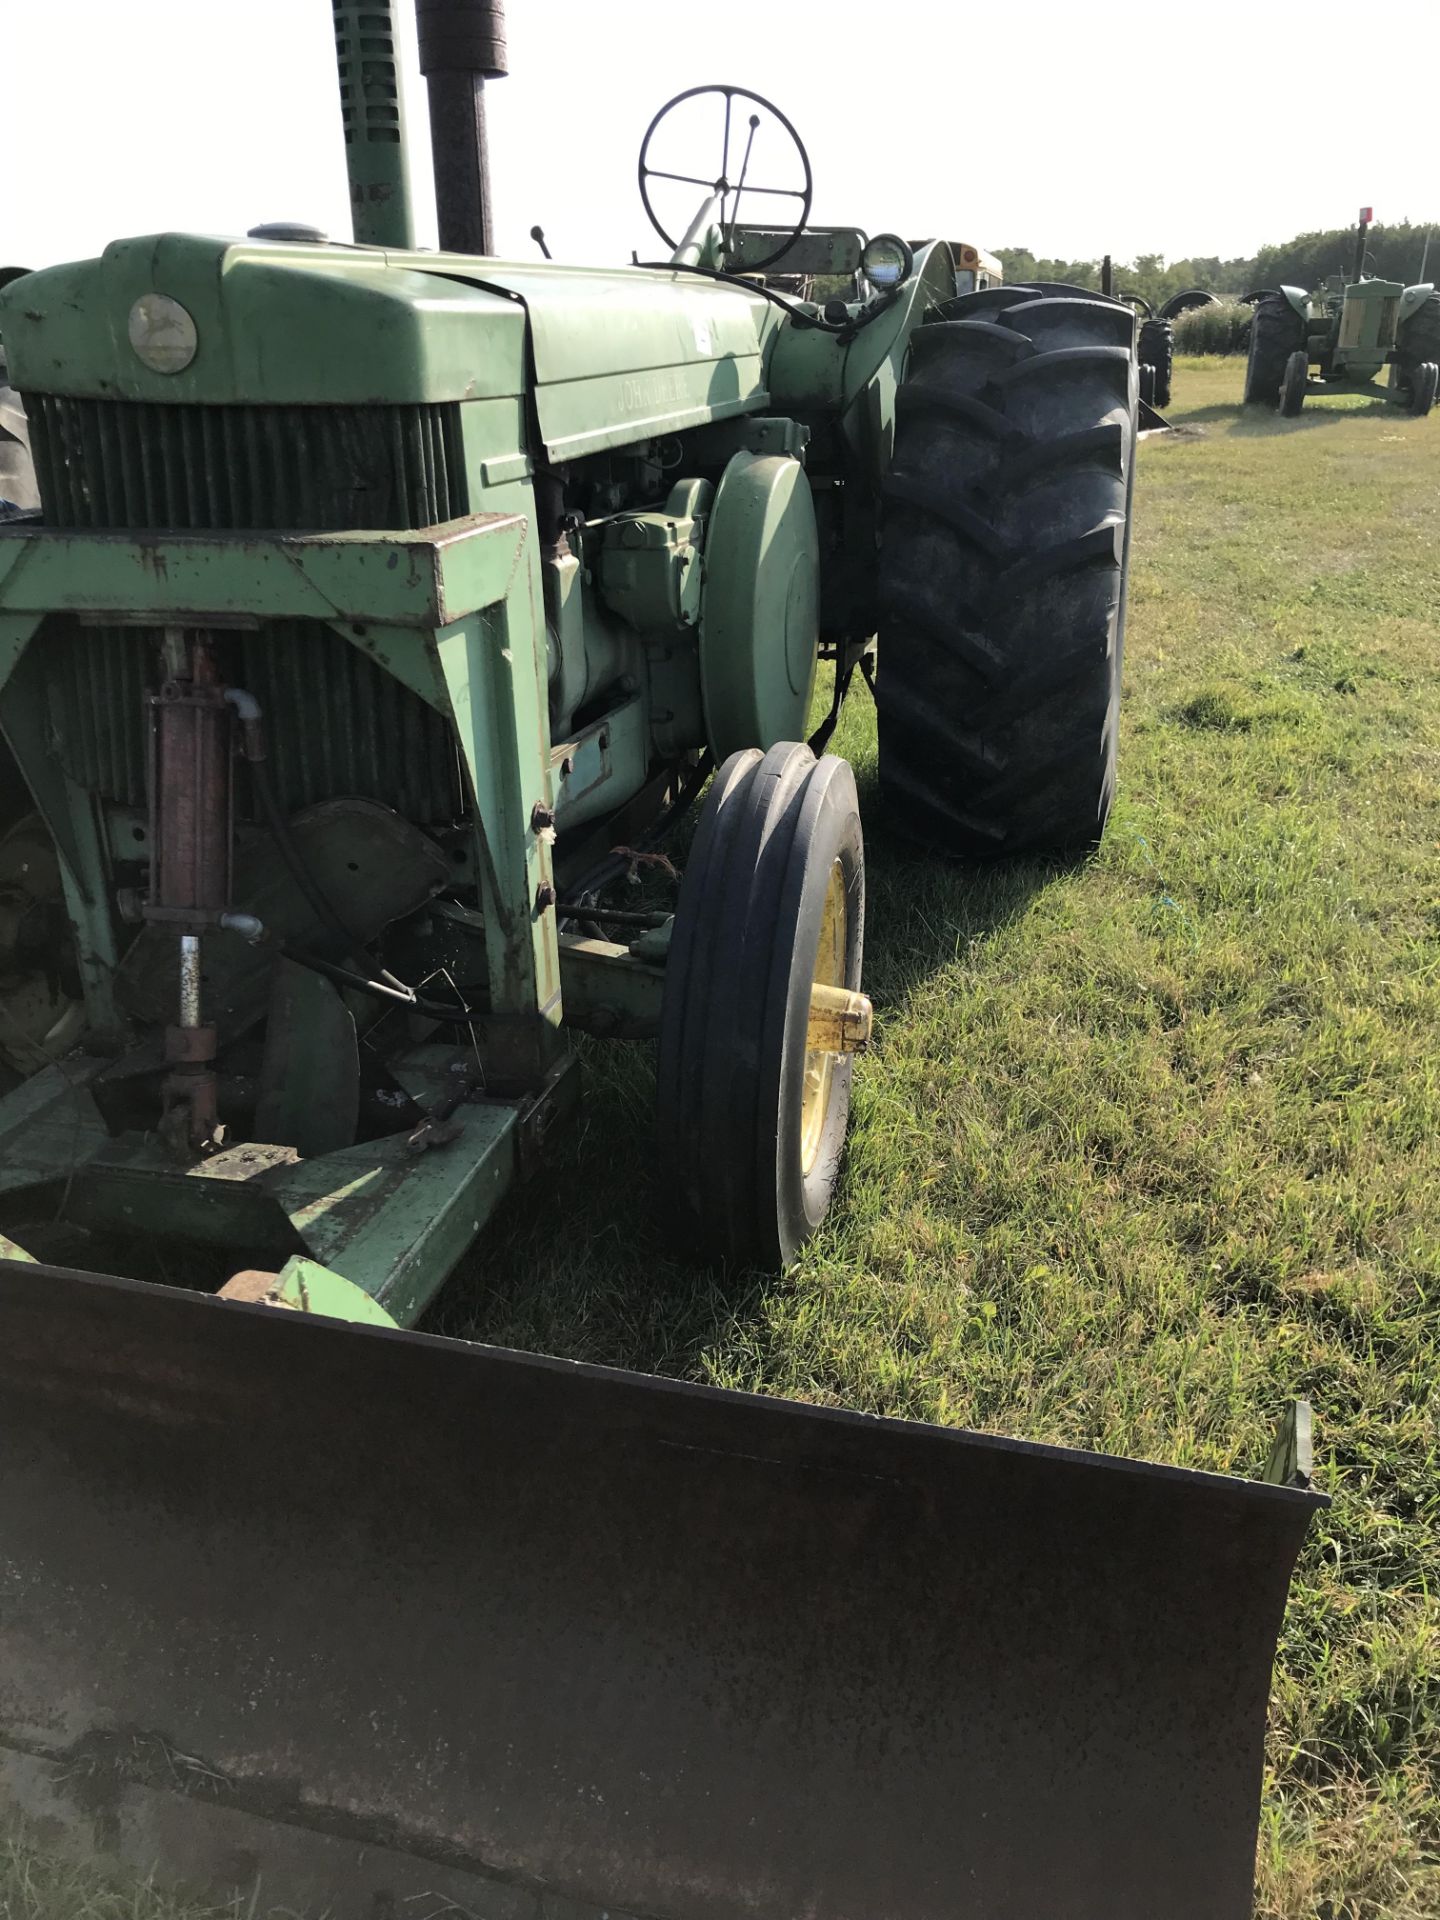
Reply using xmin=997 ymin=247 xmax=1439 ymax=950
xmin=5 ymin=0 xmax=1438 ymax=276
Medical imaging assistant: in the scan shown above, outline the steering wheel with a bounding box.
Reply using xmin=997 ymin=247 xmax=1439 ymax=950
xmin=638 ymin=85 xmax=813 ymax=272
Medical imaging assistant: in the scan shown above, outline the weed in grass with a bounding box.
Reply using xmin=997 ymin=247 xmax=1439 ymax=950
xmin=0 ymin=1820 xmax=257 ymax=1918
xmin=1173 ymin=302 xmax=1254 ymax=356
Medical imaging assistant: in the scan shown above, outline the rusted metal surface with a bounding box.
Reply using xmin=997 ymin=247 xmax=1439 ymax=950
xmin=425 ymin=69 xmax=499 ymax=256
xmin=806 ymin=980 xmax=872 ymax=1053
xmin=0 ymin=1260 xmax=1323 ymax=1920
xmin=0 ymin=512 xmax=529 ymax=629
xmin=146 ymin=632 xmax=231 ymax=1154
xmin=147 ymin=633 xmax=230 ymax=917
xmin=556 ymin=932 xmax=666 ymax=1040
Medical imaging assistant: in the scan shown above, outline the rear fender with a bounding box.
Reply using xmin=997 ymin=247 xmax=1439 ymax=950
xmin=840 ymin=237 xmax=957 ymax=410
xmin=766 ymin=238 xmax=952 ymax=430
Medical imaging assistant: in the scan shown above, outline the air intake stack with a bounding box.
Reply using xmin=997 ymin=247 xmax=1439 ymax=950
xmin=334 ymin=1 xmax=417 ymax=248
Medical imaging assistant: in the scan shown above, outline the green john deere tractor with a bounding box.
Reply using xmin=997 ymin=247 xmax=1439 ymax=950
xmin=0 ymin=6 xmax=1325 ymax=1916
xmin=1244 ymin=207 xmax=1439 ymax=416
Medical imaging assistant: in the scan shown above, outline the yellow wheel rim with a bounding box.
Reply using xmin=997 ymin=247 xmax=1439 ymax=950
xmin=800 ymin=860 xmax=847 ymax=1176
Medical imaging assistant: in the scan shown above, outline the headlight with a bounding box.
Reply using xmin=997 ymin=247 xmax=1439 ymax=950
xmin=861 ymin=234 xmax=913 ymax=292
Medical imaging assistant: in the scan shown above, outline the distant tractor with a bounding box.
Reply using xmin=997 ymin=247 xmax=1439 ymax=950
xmin=1244 ymin=208 xmax=1438 ymax=417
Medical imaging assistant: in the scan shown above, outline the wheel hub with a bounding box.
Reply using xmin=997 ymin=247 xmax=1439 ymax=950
xmin=800 ymin=860 xmax=848 ymax=1175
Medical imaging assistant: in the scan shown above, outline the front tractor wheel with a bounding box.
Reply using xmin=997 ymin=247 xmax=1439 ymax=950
xmin=1405 ymin=360 xmax=1438 ymax=418
xmin=656 ymin=743 xmax=867 ymax=1271
xmin=876 ymin=286 xmax=1137 ymax=857
xmin=1279 ymin=349 xmax=1308 ymax=417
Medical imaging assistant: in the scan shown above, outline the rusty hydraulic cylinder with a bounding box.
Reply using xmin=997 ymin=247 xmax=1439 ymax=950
xmin=150 ymin=633 xmax=230 ymax=917
xmin=146 ymin=630 xmax=232 ymax=1154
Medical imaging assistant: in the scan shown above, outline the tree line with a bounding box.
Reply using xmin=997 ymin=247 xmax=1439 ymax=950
xmin=996 ymin=220 xmax=1437 ymax=311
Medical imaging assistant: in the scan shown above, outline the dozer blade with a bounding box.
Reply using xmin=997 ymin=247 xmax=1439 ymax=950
xmin=0 ymin=1260 xmax=1322 ymax=1920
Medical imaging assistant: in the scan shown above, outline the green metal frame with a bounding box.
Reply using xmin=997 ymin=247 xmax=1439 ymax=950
xmin=0 ymin=1046 xmax=581 ymax=1326
xmin=0 ymin=509 xmax=598 ymax=1327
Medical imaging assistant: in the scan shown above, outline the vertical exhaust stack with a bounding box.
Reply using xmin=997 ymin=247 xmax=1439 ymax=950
xmin=416 ymin=0 xmax=509 ymax=255
xmin=334 ymin=1 xmax=418 ymax=248
xmin=1354 ymin=205 xmax=1373 ymax=282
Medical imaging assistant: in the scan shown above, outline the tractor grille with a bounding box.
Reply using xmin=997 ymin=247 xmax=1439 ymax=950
xmin=26 ymin=396 xmax=467 ymax=531
xmin=26 ymin=395 xmax=469 ymax=825
xmin=47 ymin=623 xmax=463 ymax=824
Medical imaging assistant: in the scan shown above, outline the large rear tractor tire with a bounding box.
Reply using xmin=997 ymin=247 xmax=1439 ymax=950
xmin=1397 ymin=291 xmax=1440 ymax=376
xmin=876 ymin=287 xmax=1136 ymax=857
xmin=656 ymin=742 xmax=866 ymax=1271
xmin=1244 ymin=295 xmax=1305 ymax=406
xmin=1396 ymin=292 xmax=1440 ymax=418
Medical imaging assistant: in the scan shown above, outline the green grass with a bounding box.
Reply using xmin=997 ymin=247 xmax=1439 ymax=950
xmin=0 ymin=1826 xmax=249 ymax=1920
xmin=6 ymin=358 xmax=1439 ymax=1917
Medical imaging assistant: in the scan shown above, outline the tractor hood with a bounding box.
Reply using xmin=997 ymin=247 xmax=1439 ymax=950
xmin=0 ymin=237 xmax=778 ymax=462
xmin=0 ymin=234 xmax=528 ymax=407
xmin=427 ymin=256 xmax=778 ymax=461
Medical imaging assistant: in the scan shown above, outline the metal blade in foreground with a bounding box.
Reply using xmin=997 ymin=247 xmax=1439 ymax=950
xmin=0 ymin=1260 xmax=1323 ymax=1920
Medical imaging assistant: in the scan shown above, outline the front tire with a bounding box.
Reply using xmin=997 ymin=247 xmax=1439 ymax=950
xmin=1279 ymin=349 xmax=1308 ymax=417
xmin=1404 ymin=360 xmax=1437 ymax=418
xmin=656 ymin=743 xmax=865 ymax=1270
xmin=876 ymin=287 xmax=1136 ymax=857
xmin=1244 ymin=295 xmax=1304 ymax=406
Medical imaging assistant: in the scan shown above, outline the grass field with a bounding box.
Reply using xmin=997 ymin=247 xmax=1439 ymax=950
xmin=5 ymin=357 xmax=1439 ymax=1918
